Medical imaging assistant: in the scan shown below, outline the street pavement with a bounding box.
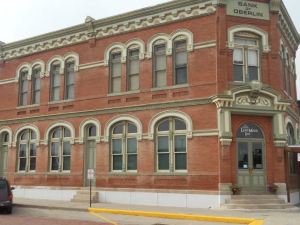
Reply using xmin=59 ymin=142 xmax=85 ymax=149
xmin=8 ymin=198 xmax=300 ymax=225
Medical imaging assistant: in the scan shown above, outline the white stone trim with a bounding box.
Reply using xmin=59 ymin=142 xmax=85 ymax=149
xmin=44 ymin=121 xmax=75 ymax=145
xmin=125 ymin=39 xmax=145 ymax=60
xmin=79 ymin=118 xmax=101 ymax=144
xmin=31 ymin=60 xmax=46 ymax=78
xmin=148 ymin=110 xmax=193 ymax=140
xmin=228 ymin=25 xmax=270 ymax=52
xmin=146 ymin=33 xmax=171 ymax=58
xmin=170 ymin=29 xmax=194 ymax=52
xmin=13 ymin=124 xmax=40 ymax=147
xmin=46 ymin=55 xmax=64 ymax=76
xmin=104 ymin=115 xmax=142 ymax=142
xmin=15 ymin=63 xmax=31 ymax=81
xmin=0 ymin=127 xmax=13 ymax=147
xmin=64 ymin=52 xmax=80 ymax=71
xmin=104 ymin=42 xmax=126 ymax=66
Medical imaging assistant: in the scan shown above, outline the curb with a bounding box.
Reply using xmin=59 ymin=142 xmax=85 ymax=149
xmin=14 ymin=204 xmax=87 ymax=212
xmin=88 ymin=207 xmax=264 ymax=224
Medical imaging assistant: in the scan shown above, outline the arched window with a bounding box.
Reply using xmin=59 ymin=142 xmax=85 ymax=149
xmin=111 ymin=121 xmax=137 ymax=172
xmin=173 ymin=36 xmax=188 ymax=85
xmin=17 ymin=129 xmax=37 ymax=172
xmin=153 ymin=40 xmax=167 ymax=88
xmin=31 ymin=66 xmax=41 ymax=105
xmin=233 ymin=32 xmax=260 ymax=82
xmin=0 ymin=132 xmax=9 ymax=176
xmin=19 ymin=69 xmax=29 ymax=106
xmin=64 ymin=58 xmax=75 ymax=100
xmin=109 ymin=49 xmax=122 ymax=93
xmin=49 ymin=126 xmax=71 ymax=172
xmin=50 ymin=61 xmax=61 ymax=101
xmin=156 ymin=117 xmax=187 ymax=172
xmin=127 ymin=46 xmax=140 ymax=91
xmin=287 ymin=123 xmax=295 ymax=145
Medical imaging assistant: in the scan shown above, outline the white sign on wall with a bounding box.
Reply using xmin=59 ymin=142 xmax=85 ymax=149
xmin=297 ymin=153 xmax=300 ymax=162
xmin=226 ymin=0 xmax=270 ymax=21
xmin=87 ymin=169 xmax=95 ymax=180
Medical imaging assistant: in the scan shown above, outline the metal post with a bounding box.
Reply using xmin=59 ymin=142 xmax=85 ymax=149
xmin=90 ymin=179 xmax=92 ymax=208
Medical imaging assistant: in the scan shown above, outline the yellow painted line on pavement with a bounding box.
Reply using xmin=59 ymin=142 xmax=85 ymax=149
xmin=90 ymin=212 xmax=118 ymax=225
xmin=88 ymin=207 xmax=264 ymax=224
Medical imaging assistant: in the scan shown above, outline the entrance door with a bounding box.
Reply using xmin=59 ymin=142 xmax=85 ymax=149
xmin=0 ymin=145 xmax=8 ymax=177
xmin=84 ymin=140 xmax=96 ymax=186
xmin=236 ymin=123 xmax=266 ymax=192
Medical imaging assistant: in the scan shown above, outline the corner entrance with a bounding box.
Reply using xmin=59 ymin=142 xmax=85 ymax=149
xmin=237 ymin=123 xmax=266 ymax=192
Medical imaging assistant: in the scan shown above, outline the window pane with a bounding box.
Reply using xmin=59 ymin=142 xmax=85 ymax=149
xmin=129 ymin=59 xmax=139 ymax=75
xmin=156 ymin=54 xmax=166 ymax=70
xmin=248 ymin=66 xmax=258 ymax=81
xmin=156 ymin=71 xmax=166 ymax=87
xmin=113 ymin=123 xmax=123 ymax=134
xmin=238 ymin=142 xmax=248 ymax=169
xmin=33 ymin=91 xmax=40 ymax=104
xmin=52 ymin=128 xmax=61 ymax=138
xmin=30 ymin=144 xmax=36 ymax=156
xmin=158 ymin=154 xmax=169 ymax=170
xmin=66 ymin=85 xmax=74 ymax=99
xmin=88 ymin=125 xmax=96 ymax=137
xmin=234 ymin=65 xmax=243 ymax=82
xmin=21 ymin=79 xmax=28 ymax=91
xmin=129 ymin=75 xmax=139 ymax=91
xmin=175 ymin=153 xmax=186 ymax=170
xmin=158 ymin=120 xmax=169 ymax=131
xmin=127 ymin=123 xmax=137 ymax=133
xmin=64 ymin=128 xmax=71 ymax=137
xmin=63 ymin=156 xmax=71 ymax=170
xmin=112 ymin=139 xmax=122 ymax=154
xmin=63 ymin=142 xmax=71 ymax=155
xmin=113 ymin=155 xmax=122 ymax=170
xmin=127 ymin=155 xmax=137 ymax=170
xmin=175 ymin=119 xmax=186 ymax=130
xmin=175 ymin=67 xmax=187 ymax=84
xmin=31 ymin=131 xmax=36 ymax=140
xmin=19 ymin=144 xmax=27 ymax=157
xmin=21 ymin=93 xmax=28 ymax=105
xmin=19 ymin=158 xmax=26 ymax=171
xmin=252 ymin=143 xmax=263 ymax=170
xmin=176 ymin=51 xmax=187 ymax=65
xmin=112 ymin=63 xmax=121 ymax=77
xmin=30 ymin=158 xmax=36 ymax=171
xmin=34 ymin=77 xmax=40 ymax=90
xmin=53 ymin=74 xmax=60 ymax=86
xmin=51 ymin=157 xmax=59 ymax=170
xmin=112 ymin=77 xmax=121 ymax=93
xmin=175 ymin=135 xmax=186 ymax=152
xmin=21 ymin=131 xmax=29 ymax=140
xmin=248 ymin=50 xmax=258 ymax=66
xmin=233 ymin=48 xmax=243 ymax=64
xmin=158 ymin=136 xmax=169 ymax=153
xmin=52 ymin=87 xmax=60 ymax=101
xmin=127 ymin=138 xmax=137 ymax=153
xmin=51 ymin=142 xmax=59 ymax=156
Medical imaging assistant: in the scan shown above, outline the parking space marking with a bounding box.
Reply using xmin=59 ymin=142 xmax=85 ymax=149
xmin=90 ymin=212 xmax=118 ymax=225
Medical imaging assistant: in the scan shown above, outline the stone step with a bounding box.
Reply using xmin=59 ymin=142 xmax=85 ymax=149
xmin=71 ymin=190 xmax=99 ymax=203
xmin=224 ymin=203 xmax=294 ymax=210
xmin=231 ymin=195 xmax=280 ymax=199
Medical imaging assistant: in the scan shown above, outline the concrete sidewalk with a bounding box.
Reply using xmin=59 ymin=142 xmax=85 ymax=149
xmin=13 ymin=198 xmax=300 ymax=225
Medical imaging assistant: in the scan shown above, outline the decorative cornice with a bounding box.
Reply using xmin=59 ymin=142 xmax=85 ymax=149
xmin=2 ymin=0 xmax=217 ymax=61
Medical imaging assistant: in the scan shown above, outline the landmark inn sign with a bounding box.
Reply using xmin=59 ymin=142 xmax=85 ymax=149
xmin=226 ymin=0 xmax=270 ymax=20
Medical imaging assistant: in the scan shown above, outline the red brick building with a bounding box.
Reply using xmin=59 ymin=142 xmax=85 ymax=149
xmin=0 ymin=0 xmax=299 ymax=208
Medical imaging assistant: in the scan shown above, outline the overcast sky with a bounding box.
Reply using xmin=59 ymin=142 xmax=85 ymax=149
xmin=0 ymin=0 xmax=299 ymax=97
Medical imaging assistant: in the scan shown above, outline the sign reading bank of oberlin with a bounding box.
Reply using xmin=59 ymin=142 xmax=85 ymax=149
xmin=226 ymin=0 xmax=270 ymax=21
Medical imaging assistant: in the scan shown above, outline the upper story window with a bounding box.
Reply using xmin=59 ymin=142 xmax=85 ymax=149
xmin=49 ymin=126 xmax=71 ymax=172
xmin=173 ymin=39 xmax=188 ymax=85
xmin=50 ymin=62 xmax=61 ymax=101
xmin=287 ymin=123 xmax=295 ymax=146
xmin=109 ymin=51 xmax=122 ymax=93
xmin=18 ymin=69 xmax=29 ymax=106
xmin=233 ymin=33 xmax=260 ymax=82
xmin=127 ymin=48 xmax=140 ymax=91
xmin=153 ymin=42 xmax=167 ymax=88
xmin=17 ymin=129 xmax=37 ymax=172
xmin=31 ymin=66 xmax=41 ymax=105
xmin=64 ymin=59 xmax=75 ymax=100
